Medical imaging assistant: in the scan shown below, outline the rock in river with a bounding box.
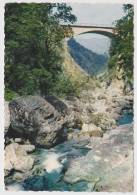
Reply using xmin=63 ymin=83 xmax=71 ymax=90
xmin=64 ymin=124 xmax=133 ymax=192
xmin=81 ymin=123 xmax=103 ymax=137
xmin=5 ymin=143 xmax=35 ymax=176
xmin=9 ymin=96 xmax=67 ymax=148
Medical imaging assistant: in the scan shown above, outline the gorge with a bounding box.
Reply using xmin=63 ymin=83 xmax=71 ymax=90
xmin=4 ymin=3 xmax=134 ymax=192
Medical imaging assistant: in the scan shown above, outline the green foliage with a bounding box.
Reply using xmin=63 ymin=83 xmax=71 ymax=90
xmin=51 ymin=74 xmax=76 ymax=98
xmin=108 ymin=4 xmax=134 ymax=82
xmin=5 ymin=88 xmax=19 ymax=101
xmin=5 ymin=3 xmax=77 ymax=100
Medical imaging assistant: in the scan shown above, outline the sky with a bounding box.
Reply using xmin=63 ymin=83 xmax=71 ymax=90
xmin=68 ymin=4 xmax=125 ymax=54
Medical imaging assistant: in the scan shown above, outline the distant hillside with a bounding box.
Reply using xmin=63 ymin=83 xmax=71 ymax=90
xmin=62 ymin=40 xmax=88 ymax=83
xmin=67 ymin=38 xmax=108 ymax=75
xmin=62 ymin=40 xmax=101 ymax=91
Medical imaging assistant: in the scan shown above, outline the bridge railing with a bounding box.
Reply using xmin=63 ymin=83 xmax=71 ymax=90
xmin=61 ymin=22 xmax=115 ymax=29
xmin=61 ymin=23 xmax=115 ymax=29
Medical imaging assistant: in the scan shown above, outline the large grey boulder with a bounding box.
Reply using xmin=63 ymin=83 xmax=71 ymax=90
xmin=9 ymin=96 xmax=67 ymax=148
xmin=4 ymin=102 xmax=10 ymax=135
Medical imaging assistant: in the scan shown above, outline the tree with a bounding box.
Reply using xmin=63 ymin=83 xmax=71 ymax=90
xmin=108 ymin=4 xmax=134 ymax=83
xmin=5 ymin=3 xmax=77 ymax=100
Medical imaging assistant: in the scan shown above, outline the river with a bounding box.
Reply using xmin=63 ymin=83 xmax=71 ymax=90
xmin=6 ymin=107 xmax=133 ymax=192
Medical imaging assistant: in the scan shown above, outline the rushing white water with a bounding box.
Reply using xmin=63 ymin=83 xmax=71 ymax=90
xmin=42 ymin=153 xmax=63 ymax=173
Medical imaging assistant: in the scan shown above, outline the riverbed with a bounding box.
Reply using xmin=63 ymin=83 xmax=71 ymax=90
xmin=6 ymin=109 xmax=133 ymax=192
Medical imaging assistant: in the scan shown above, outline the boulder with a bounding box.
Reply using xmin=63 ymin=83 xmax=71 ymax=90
xmin=82 ymin=123 xmax=101 ymax=132
xmin=6 ymin=183 xmax=24 ymax=191
xmin=4 ymin=102 xmax=10 ymax=135
xmin=97 ymin=94 xmax=106 ymax=100
xmin=5 ymin=143 xmax=35 ymax=176
xmin=89 ymin=113 xmax=116 ymax=131
xmin=18 ymin=144 xmax=35 ymax=153
xmin=81 ymin=123 xmax=103 ymax=137
xmin=9 ymin=96 xmax=67 ymax=148
xmin=64 ymin=124 xmax=133 ymax=192
xmin=14 ymin=138 xmax=22 ymax=143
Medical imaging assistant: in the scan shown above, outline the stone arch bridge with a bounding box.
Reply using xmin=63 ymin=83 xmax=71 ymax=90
xmin=62 ymin=24 xmax=116 ymax=38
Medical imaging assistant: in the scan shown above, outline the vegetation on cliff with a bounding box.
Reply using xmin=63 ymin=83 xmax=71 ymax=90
xmin=5 ymin=3 xmax=77 ymax=100
xmin=62 ymin=40 xmax=101 ymax=95
xmin=108 ymin=4 xmax=133 ymax=85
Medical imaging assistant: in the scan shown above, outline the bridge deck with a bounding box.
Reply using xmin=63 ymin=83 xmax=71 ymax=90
xmin=62 ymin=24 xmax=115 ymax=30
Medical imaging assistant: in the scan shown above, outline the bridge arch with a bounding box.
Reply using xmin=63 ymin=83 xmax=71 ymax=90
xmin=65 ymin=24 xmax=114 ymax=74
xmin=75 ymin=30 xmax=115 ymax=38
xmin=71 ymin=26 xmax=116 ymax=38
xmin=62 ymin=24 xmax=116 ymax=39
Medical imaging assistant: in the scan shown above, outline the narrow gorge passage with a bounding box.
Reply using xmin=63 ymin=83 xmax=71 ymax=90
xmin=4 ymin=3 xmax=134 ymax=192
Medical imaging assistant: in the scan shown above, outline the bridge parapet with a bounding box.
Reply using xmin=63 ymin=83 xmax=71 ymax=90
xmin=62 ymin=23 xmax=115 ymax=29
xmin=61 ymin=24 xmax=116 ymax=37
